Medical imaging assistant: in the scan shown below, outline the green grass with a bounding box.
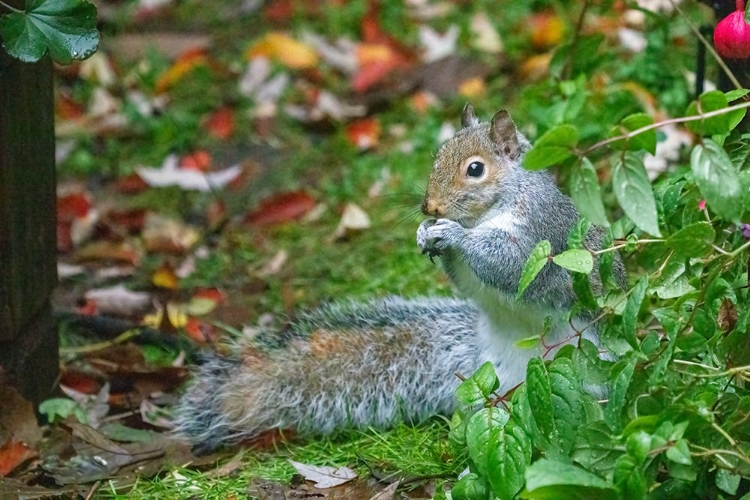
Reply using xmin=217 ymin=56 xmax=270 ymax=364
xmin=102 ymin=420 xmax=462 ymax=499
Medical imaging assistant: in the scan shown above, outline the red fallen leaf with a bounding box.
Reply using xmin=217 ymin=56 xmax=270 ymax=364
xmin=0 ymin=440 xmax=35 ymax=477
xmin=204 ymin=108 xmax=235 ymax=140
xmin=115 ymin=173 xmax=150 ymax=195
xmin=60 ymin=370 xmax=102 ymax=395
xmin=76 ymin=298 xmax=98 ymax=316
xmin=58 ymin=192 xmax=92 ymax=222
xmin=56 ymin=94 xmax=85 ymax=120
xmin=184 ymin=318 xmax=217 ymax=343
xmin=180 ymin=150 xmax=213 ymax=172
xmin=194 ymin=287 xmax=226 ymax=304
xmin=352 ymin=57 xmax=404 ymax=93
xmin=346 ymin=118 xmax=381 ymax=150
xmin=245 ymin=190 xmax=316 ymax=226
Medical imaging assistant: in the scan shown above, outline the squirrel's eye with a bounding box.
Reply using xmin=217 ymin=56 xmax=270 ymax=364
xmin=467 ymin=161 xmax=485 ymax=178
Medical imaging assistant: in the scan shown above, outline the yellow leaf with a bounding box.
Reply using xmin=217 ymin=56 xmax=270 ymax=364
xmin=458 ymin=77 xmax=486 ymax=98
xmin=247 ymin=33 xmax=318 ymax=69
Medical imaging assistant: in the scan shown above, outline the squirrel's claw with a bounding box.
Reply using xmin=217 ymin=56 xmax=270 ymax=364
xmin=422 ymin=247 xmax=441 ymax=264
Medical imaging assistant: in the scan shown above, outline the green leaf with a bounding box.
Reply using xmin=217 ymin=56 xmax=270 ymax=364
xmin=571 ymin=422 xmax=624 ymax=475
xmin=465 ymin=407 xmax=510 ymax=476
xmin=716 ymin=469 xmax=741 ymax=495
xmin=666 ymin=222 xmax=716 ymax=258
xmin=685 ymin=91 xmax=731 ymax=136
xmin=570 ymin=158 xmax=609 ymax=227
xmin=622 ymin=276 xmax=648 ymax=349
xmin=0 ymin=0 xmax=99 ymax=64
xmin=450 ymin=473 xmax=490 ymax=500
xmin=612 ymin=153 xmax=661 ymax=236
xmin=604 ymin=357 xmax=636 ymax=432
xmin=39 ymin=397 xmax=86 ymax=424
xmin=690 ymin=139 xmax=743 ymax=223
xmin=609 ymin=113 xmax=656 ymax=154
xmin=516 ymin=240 xmax=552 ymax=300
xmin=665 ymin=439 xmax=692 ymax=465
xmin=553 ymin=249 xmax=593 ymax=274
xmin=523 ymin=125 xmax=579 ymax=171
xmin=725 ymin=89 xmax=750 ymax=101
xmin=521 ymin=459 xmax=616 ymax=500
xmin=613 ymin=455 xmax=647 ymax=499
xmin=573 ymin=272 xmax=599 ymax=310
xmin=456 ymin=361 xmax=500 ymax=405
xmin=487 ymin=422 xmax=531 ymax=500
xmin=526 ymin=358 xmax=555 ymax=440
xmin=515 ymin=335 xmax=541 ymax=349
xmin=549 ymin=358 xmax=584 ymax=453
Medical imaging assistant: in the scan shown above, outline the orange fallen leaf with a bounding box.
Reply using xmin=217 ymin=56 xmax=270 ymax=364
xmin=245 ymin=190 xmax=316 ymax=226
xmin=530 ymin=13 xmax=566 ymax=51
xmin=180 ymin=150 xmax=213 ymax=172
xmin=0 ymin=440 xmax=35 ymax=477
xmin=155 ymin=48 xmax=210 ymax=94
xmin=184 ymin=318 xmax=217 ymax=343
xmin=247 ymin=32 xmax=318 ymax=70
xmin=204 ymin=108 xmax=235 ymax=140
xmin=346 ymin=118 xmax=381 ymax=150
xmin=458 ymin=77 xmax=486 ymax=99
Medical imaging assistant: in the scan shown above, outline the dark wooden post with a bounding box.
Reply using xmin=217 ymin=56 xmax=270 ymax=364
xmin=0 ymin=35 xmax=59 ymax=407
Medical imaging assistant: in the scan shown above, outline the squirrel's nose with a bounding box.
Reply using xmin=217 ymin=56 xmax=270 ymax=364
xmin=422 ymin=198 xmax=444 ymax=217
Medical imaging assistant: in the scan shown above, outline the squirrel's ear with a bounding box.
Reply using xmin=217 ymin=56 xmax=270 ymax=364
xmin=490 ymin=110 xmax=520 ymax=159
xmin=461 ymin=103 xmax=479 ymax=128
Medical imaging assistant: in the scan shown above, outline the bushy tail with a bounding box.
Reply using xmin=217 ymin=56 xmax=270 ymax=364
xmin=173 ymin=297 xmax=480 ymax=450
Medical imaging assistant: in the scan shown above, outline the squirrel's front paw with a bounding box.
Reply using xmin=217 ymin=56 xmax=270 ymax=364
xmin=417 ymin=218 xmax=462 ymax=261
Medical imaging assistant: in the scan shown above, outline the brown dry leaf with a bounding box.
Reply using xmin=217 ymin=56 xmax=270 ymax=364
xmin=75 ymin=241 xmax=141 ymax=265
xmin=368 ymin=481 xmax=400 ymax=500
xmin=247 ymin=32 xmax=318 ymax=69
xmin=718 ymin=298 xmax=738 ymax=333
xmin=245 ymin=190 xmax=316 ymax=226
xmin=0 ymin=376 xmax=43 ymax=448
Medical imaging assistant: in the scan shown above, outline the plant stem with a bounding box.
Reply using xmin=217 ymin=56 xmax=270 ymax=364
xmin=0 ymin=0 xmax=23 ymax=13
xmin=671 ymin=0 xmax=745 ymax=93
xmin=583 ymin=100 xmax=750 ymax=154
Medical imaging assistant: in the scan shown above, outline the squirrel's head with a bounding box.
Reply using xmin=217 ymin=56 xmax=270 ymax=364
xmin=421 ymin=104 xmax=529 ymax=227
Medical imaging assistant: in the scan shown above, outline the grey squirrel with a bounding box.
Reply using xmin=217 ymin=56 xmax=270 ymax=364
xmin=174 ymin=105 xmax=625 ymax=450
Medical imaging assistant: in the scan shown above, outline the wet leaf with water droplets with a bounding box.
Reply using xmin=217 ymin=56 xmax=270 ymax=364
xmin=0 ymin=0 xmax=99 ymax=64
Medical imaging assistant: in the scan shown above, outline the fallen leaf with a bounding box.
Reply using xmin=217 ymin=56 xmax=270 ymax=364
xmin=136 ymin=155 xmax=242 ymax=192
xmin=368 ymin=481 xmax=400 ymax=500
xmin=0 ymin=377 xmax=43 ymax=448
xmin=0 ymin=441 xmax=35 ymax=477
xmin=142 ymin=213 xmax=200 ymax=255
xmin=419 ymin=25 xmax=458 ymax=63
xmin=245 ymin=190 xmax=316 ymax=226
xmin=332 ymin=203 xmax=372 ymax=241
xmin=346 ymin=118 xmax=381 ymax=150
xmin=204 ymin=107 xmax=235 ymax=140
xmin=152 ymin=263 xmax=180 ymax=290
xmin=530 ymin=12 xmax=566 ymax=51
xmin=458 ymin=77 xmax=486 ymax=98
xmin=85 ymin=284 xmax=151 ymax=317
xmin=179 ymin=150 xmax=213 ymax=172
xmin=75 ymin=241 xmax=140 ymax=265
xmin=257 ymin=250 xmax=288 ymax=278
xmin=184 ymin=318 xmax=216 ymax=343
xmin=470 ymin=12 xmax=503 ymax=53
xmin=247 ymin=32 xmax=318 ymax=69
xmin=114 ymin=173 xmax=150 ymax=195
xmin=155 ymin=48 xmax=210 ymax=93
xmin=288 ymin=460 xmax=357 ymax=489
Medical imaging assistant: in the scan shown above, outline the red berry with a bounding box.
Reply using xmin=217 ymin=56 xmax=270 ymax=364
xmin=714 ymin=0 xmax=750 ymax=59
